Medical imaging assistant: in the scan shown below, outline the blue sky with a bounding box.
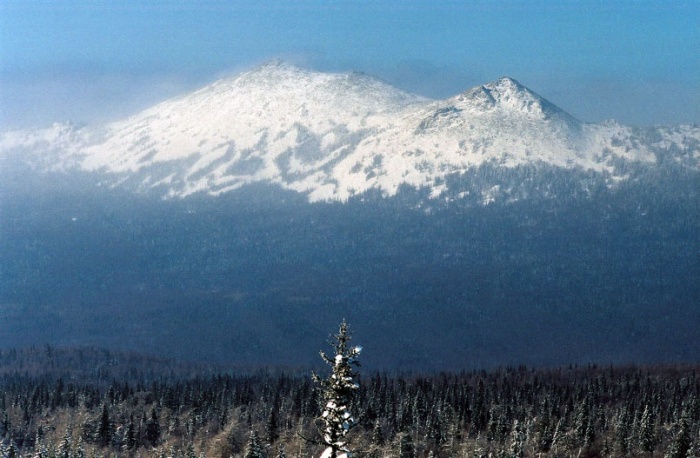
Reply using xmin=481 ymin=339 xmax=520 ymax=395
xmin=1 ymin=0 xmax=698 ymax=129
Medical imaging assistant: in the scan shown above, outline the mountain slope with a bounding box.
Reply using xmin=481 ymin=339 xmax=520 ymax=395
xmin=2 ymin=62 xmax=698 ymax=202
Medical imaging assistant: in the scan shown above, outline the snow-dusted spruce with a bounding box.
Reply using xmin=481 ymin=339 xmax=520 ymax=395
xmin=244 ymin=430 xmax=266 ymax=458
xmin=313 ymin=320 xmax=362 ymax=458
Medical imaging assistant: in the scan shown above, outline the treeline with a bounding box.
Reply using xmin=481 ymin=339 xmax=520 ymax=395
xmin=1 ymin=361 xmax=699 ymax=457
xmin=0 ymin=347 xmax=227 ymax=387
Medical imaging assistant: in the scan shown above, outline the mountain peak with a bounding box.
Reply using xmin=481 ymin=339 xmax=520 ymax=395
xmin=490 ymin=76 xmax=525 ymax=91
xmin=233 ymin=59 xmax=314 ymax=87
xmin=251 ymin=59 xmax=307 ymax=75
xmin=227 ymin=60 xmax=425 ymax=116
xmin=482 ymin=76 xmax=542 ymax=107
xmin=475 ymin=76 xmax=579 ymax=124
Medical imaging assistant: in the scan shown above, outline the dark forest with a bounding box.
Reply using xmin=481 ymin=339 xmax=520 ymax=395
xmin=1 ymin=346 xmax=699 ymax=457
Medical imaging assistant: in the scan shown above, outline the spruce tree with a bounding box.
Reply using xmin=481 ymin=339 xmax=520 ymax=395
xmin=223 ymin=427 xmax=242 ymax=457
xmin=59 ymin=430 xmax=72 ymax=458
xmin=507 ymin=420 xmax=525 ymax=458
xmin=74 ymin=438 xmax=86 ymax=458
xmin=397 ymin=433 xmax=415 ymax=458
xmin=244 ymin=430 xmax=266 ymax=458
xmin=6 ymin=442 xmax=17 ymax=458
xmin=34 ymin=432 xmax=48 ymax=458
xmin=614 ymin=404 xmax=631 ymax=456
xmin=665 ymin=409 xmax=692 ymax=458
xmin=313 ymin=320 xmax=362 ymax=458
xmin=97 ymin=404 xmax=111 ymax=447
xmin=639 ymin=404 xmax=657 ymax=453
xmin=146 ymin=407 xmax=161 ymax=446
xmin=371 ymin=420 xmax=384 ymax=446
xmin=266 ymin=408 xmax=279 ymax=445
xmin=125 ymin=414 xmax=137 ymax=450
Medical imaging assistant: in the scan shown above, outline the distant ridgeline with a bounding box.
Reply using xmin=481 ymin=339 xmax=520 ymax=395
xmin=0 ymin=347 xmax=699 ymax=458
xmin=0 ymin=346 xmax=228 ymax=385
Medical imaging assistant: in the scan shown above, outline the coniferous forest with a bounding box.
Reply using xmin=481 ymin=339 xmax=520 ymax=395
xmin=1 ymin=345 xmax=699 ymax=458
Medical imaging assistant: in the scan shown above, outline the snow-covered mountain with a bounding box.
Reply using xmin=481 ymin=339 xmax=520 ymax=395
xmin=2 ymin=62 xmax=699 ymax=369
xmin=2 ymin=61 xmax=698 ymax=202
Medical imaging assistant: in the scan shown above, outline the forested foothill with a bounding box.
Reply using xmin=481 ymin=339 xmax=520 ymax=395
xmin=1 ymin=159 xmax=698 ymax=370
xmin=1 ymin=346 xmax=699 ymax=457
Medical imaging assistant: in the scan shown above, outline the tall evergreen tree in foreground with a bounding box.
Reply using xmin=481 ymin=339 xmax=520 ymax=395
xmin=313 ymin=320 xmax=362 ymax=458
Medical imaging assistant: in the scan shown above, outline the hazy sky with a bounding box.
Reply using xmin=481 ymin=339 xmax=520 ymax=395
xmin=1 ymin=0 xmax=698 ymax=129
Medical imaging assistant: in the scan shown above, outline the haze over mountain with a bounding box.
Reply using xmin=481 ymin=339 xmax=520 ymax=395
xmin=1 ymin=62 xmax=698 ymax=370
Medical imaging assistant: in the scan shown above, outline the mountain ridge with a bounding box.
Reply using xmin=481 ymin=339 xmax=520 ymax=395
xmin=1 ymin=62 xmax=698 ymax=202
